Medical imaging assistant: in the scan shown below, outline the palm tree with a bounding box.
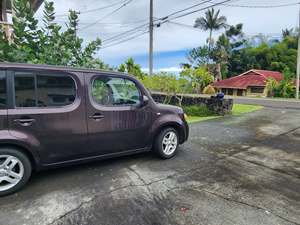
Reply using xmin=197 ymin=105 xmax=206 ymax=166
xmin=282 ymin=28 xmax=293 ymax=38
xmin=194 ymin=8 xmax=227 ymax=53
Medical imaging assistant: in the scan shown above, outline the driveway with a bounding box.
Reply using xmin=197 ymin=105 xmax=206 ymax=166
xmin=0 ymin=107 xmax=299 ymax=225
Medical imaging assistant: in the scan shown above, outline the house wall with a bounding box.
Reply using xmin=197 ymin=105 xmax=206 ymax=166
xmin=246 ymin=86 xmax=266 ymax=97
xmin=220 ymin=88 xmax=246 ymax=97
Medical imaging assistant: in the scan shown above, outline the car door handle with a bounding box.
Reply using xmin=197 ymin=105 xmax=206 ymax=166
xmin=89 ymin=113 xmax=104 ymax=120
xmin=14 ymin=118 xmax=35 ymax=126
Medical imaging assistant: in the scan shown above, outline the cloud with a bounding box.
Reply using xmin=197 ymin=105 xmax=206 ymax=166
xmin=35 ymin=0 xmax=298 ymax=68
xmin=142 ymin=66 xmax=182 ymax=74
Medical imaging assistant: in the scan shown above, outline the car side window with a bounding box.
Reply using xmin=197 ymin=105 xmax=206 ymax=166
xmin=0 ymin=71 xmax=7 ymax=109
xmin=14 ymin=71 xmax=76 ymax=108
xmin=92 ymin=76 xmax=141 ymax=107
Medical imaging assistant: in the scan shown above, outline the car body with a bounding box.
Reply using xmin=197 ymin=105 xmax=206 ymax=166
xmin=0 ymin=63 xmax=189 ymax=196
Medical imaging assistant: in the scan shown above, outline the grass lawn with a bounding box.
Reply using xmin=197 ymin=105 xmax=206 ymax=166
xmin=186 ymin=104 xmax=263 ymax=124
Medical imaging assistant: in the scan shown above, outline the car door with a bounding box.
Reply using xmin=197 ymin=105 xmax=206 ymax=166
xmin=7 ymin=69 xmax=88 ymax=165
xmin=85 ymin=73 xmax=153 ymax=156
xmin=0 ymin=70 xmax=8 ymax=137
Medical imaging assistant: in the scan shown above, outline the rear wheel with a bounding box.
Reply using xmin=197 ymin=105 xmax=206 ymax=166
xmin=0 ymin=148 xmax=32 ymax=197
xmin=154 ymin=127 xmax=179 ymax=159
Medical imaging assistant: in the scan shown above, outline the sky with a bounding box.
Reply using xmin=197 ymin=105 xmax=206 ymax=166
xmin=35 ymin=0 xmax=299 ymax=73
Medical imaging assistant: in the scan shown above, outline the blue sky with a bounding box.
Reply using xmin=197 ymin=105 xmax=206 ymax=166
xmin=103 ymin=49 xmax=190 ymax=71
xmin=35 ymin=0 xmax=299 ymax=73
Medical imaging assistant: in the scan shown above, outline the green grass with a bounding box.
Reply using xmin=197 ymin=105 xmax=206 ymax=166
xmin=186 ymin=104 xmax=263 ymax=123
xmin=187 ymin=116 xmax=221 ymax=123
xmin=232 ymin=104 xmax=263 ymax=116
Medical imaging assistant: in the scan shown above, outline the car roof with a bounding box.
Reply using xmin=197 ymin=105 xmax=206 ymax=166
xmin=0 ymin=62 xmax=130 ymax=77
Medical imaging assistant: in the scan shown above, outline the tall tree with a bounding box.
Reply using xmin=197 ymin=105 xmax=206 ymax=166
xmin=194 ymin=8 xmax=227 ymax=55
xmin=0 ymin=0 xmax=105 ymax=69
xmin=282 ymin=28 xmax=294 ymax=38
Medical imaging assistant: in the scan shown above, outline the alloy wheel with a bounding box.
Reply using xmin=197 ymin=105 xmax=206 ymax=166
xmin=162 ymin=131 xmax=178 ymax=155
xmin=0 ymin=155 xmax=24 ymax=192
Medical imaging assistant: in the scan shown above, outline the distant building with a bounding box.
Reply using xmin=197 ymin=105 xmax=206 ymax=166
xmin=212 ymin=69 xmax=283 ymax=97
xmin=0 ymin=0 xmax=43 ymax=39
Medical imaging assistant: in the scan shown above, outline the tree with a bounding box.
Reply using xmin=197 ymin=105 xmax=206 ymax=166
xmin=265 ymin=68 xmax=296 ymax=98
xmin=118 ymin=58 xmax=145 ymax=80
xmin=282 ymin=28 xmax=294 ymax=38
xmin=194 ymin=8 xmax=227 ymax=55
xmin=187 ymin=23 xmax=244 ymax=79
xmin=180 ymin=67 xmax=214 ymax=94
xmin=0 ymin=0 xmax=106 ymax=69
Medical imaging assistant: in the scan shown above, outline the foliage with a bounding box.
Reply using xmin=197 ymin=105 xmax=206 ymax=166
xmin=265 ymin=68 xmax=296 ymax=98
xmin=182 ymin=105 xmax=216 ymax=117
xmin=0 ymin=0 xmax=107 ymax=69
xmin=228 ymin=35 xmax=297 ymax=77
xmin=194 ymin=8 xmax=227 ymax=53
xmin=188 ymin=23 xmax=245 ymax=79
xmin=203 ymin=85 xmax=216 ymax=95
xmin=180 ymin=67 xmax=214 ymax=93
xmin=141 ymin=72 xmax=192 ymax=105
xmin=186 ymin=104 xmax=262 ymax=123
xmin=265 ymin=78 xmax=278 ymax=97
xmin=118 ymin=58 xmax=145 ymax=80
xmin=188 ymin=11 xmax=297 ymax=84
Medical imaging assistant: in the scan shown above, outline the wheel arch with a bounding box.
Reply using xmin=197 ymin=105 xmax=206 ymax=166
xmin=153 ymin=122 xmax=185 ymax=144
xmin=0 ymin=143 xmax=38 ymax=171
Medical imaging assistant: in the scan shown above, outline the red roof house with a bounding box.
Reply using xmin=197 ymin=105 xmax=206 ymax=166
xmin=212 ymin=69 xmax=283 ymax=96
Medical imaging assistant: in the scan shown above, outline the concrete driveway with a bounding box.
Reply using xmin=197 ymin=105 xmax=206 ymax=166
xmin=0 ymin=107 xmax=299 ymax=225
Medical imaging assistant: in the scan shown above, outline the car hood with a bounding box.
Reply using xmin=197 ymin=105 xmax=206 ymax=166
xmin=156 ymin=103 xmax=184 ymax=114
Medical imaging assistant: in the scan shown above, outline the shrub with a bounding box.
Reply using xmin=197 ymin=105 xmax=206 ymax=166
xmin=182 ymin=105 xmax=216 ymax=117
xmin=203 ymin=85 xmax=216 ymax=95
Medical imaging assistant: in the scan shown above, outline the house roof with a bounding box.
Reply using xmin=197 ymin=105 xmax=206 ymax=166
xmin=213 ymin=69 xmax=283 ymax=89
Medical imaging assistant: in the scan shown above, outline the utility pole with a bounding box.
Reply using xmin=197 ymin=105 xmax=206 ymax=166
xmin=149 ymin=0 xmax=154 ymax=76
xmin=297 ymin=7 xmax=300 ymax=99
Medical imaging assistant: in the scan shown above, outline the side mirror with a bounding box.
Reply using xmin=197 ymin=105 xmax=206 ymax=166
xmin=142 ymin=95 xmax=149 ymax=106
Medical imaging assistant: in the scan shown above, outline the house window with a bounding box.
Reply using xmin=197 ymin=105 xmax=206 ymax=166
xmin=227 ymin=89 xmax=234 ymax=95
xmin=237 ymin=89 xmax=244 ymax=96
xmin=250 ymin=87 xmax=264 ymax=94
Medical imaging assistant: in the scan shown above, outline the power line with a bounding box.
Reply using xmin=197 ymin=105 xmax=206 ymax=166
xmin=101 ymin=0 xmax=235 ymax=49
xmin=101 ymin=30 xmax=149 ymax=49
xmin=102 ymin=22 xmax=150 ymax=43
xmin=79 ymin=0 xmax=134 ymax=31
xmin=55 ymin=0 xmax=128 ymax=17
xmin=161 ymin=0 xmax=233 ymax=22
xmin=101 ymin=0 xmax=215 ymax=46
xmin=220 ymin=1 xmax=300 ymax=8
xmin=162 ymin=0 xmax=213 ymax=19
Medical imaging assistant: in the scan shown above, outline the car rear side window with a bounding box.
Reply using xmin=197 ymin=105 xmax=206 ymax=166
xmin=0 ymin=71 xmax=7 ymax=109
xmin=92 ymin=76 xmax=141 ymax=107
xmin=14 ymin=72 xmax=76 ymax=108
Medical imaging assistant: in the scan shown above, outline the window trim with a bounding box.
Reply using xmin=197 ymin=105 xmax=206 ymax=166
xmin=0 ymin=70 xmax=8 ymax=110
xmin=89 ymin=74 xmax=143 ymax=110
xmin=11 ymin=70 xmax=78 ymax=109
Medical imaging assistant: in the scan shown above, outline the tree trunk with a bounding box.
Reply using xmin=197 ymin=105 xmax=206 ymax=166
xmin=208 ymin=29 xmax=213 ymax=54
xmin=216 ymin=63 xmax=222 ymax=81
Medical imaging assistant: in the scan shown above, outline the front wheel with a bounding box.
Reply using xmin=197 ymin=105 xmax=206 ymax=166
xmin=0 ymin=148 xmax=32 ymax=197
xmin=154 ymin=127 xmax=179 ymax=159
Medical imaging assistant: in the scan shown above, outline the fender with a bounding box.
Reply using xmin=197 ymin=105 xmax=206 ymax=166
xmin=0 ymin=130 xmax=42 ymax=169
xmin=149 ymin=113 xmax=186 ymax=143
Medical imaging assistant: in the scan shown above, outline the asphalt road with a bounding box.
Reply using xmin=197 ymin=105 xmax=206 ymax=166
xmin=0 ymin=107 xmax=299 ymax=225
xmin=232 ymin=97 xmax=300 ymax=109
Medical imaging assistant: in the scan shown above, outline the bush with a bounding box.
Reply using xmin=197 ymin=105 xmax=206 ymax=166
xmin=182 ymin=105 xmax=216 ymax=117
xmin=203 ymin=85 xmax=216 ymax=95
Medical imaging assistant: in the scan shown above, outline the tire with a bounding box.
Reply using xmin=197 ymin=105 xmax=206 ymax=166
xmin=0 ymin=148 xmax=32 ymax=197
xmin=154 ymin=127 xmax=179 ymax=159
